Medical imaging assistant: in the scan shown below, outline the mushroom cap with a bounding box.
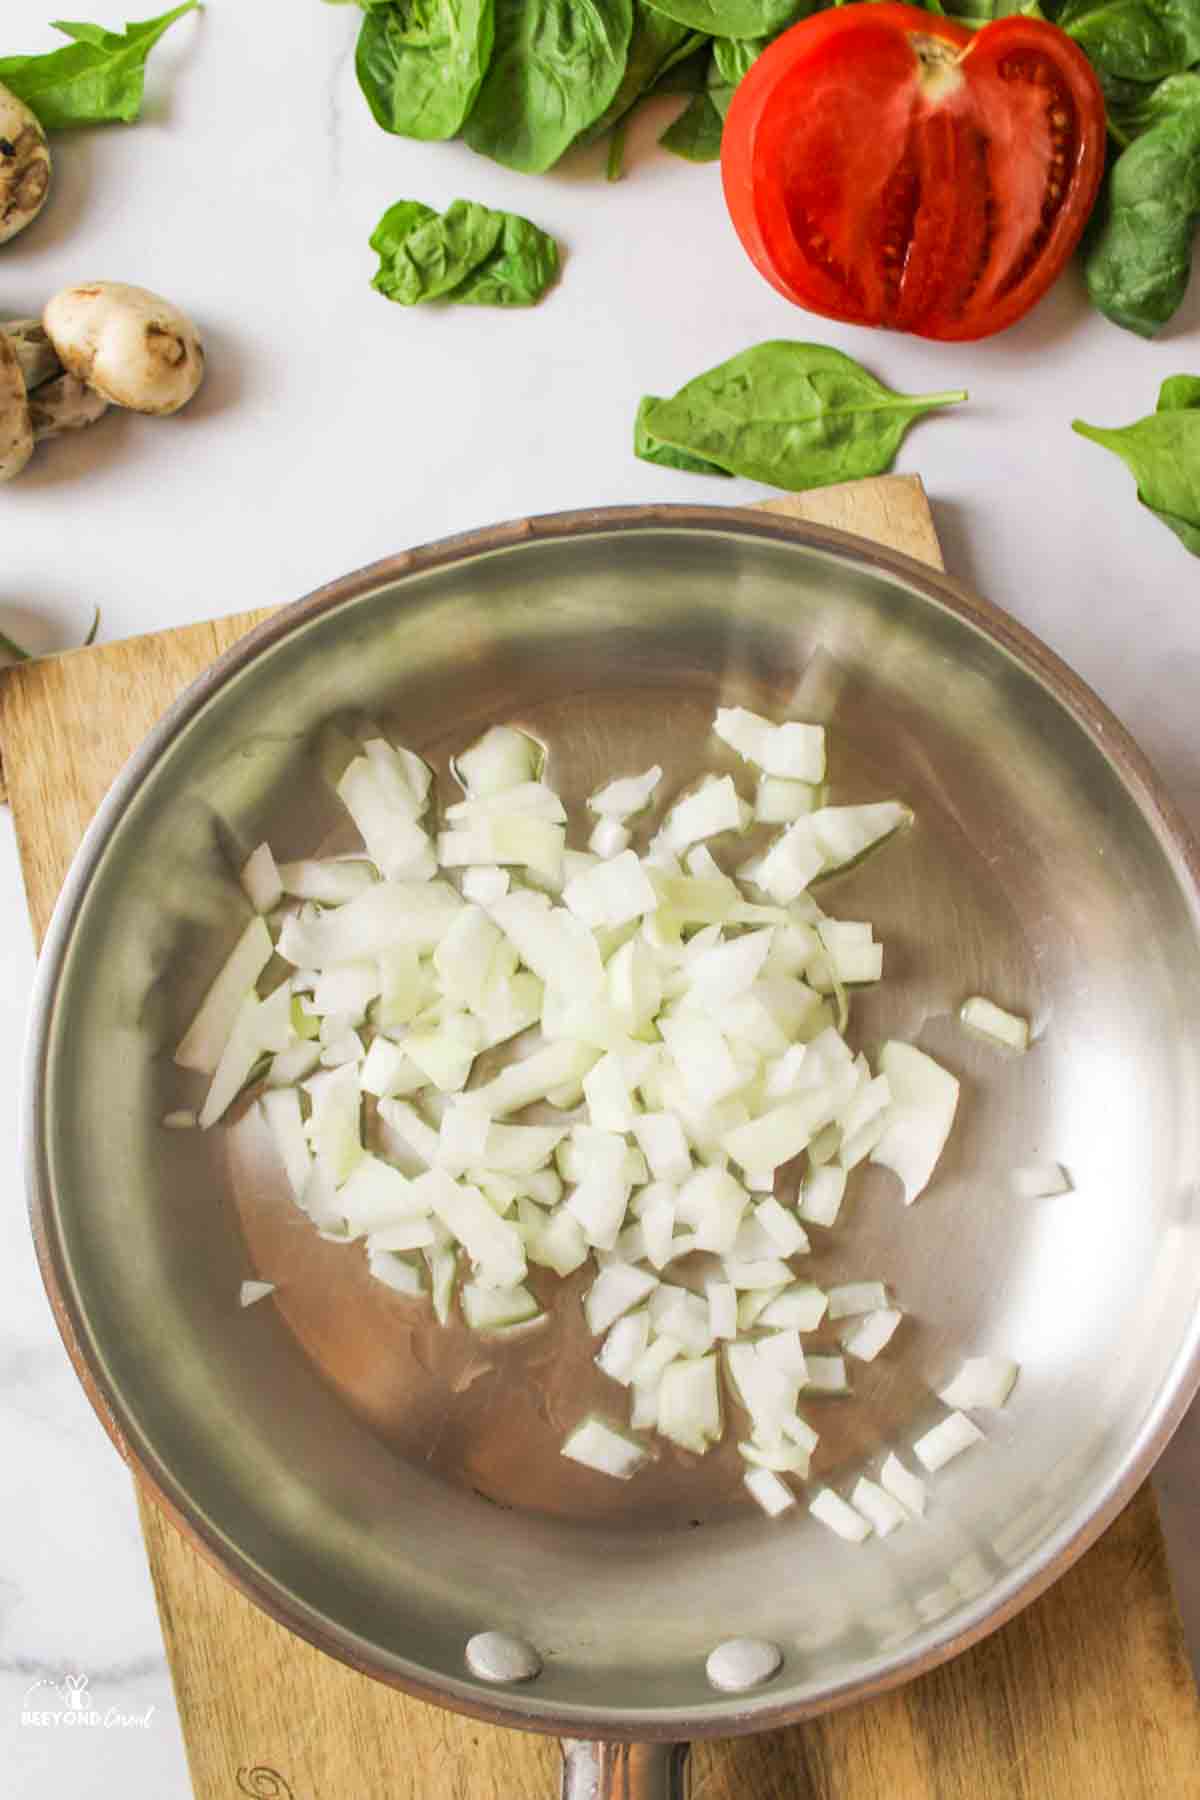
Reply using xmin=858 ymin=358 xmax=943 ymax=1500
xmin=0 ymin=328 xmax=34 ymax=482
xmin=0 ymin=83 xmax=51 ymax=246
xmin=43 ymin=282 xmax=204 ymax=417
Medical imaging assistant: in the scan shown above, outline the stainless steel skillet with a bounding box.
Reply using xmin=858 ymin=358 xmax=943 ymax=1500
xmin=24 ymin=506 xmax=1200 ymax=1798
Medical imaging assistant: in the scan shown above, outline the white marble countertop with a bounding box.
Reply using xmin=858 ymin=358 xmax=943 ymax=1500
xmin=2 ymin=0 xmax=1199 ymax=1790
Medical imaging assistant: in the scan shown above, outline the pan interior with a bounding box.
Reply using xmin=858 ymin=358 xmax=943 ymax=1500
xmin=35 ymin=522 xmax=1200 ymax=1729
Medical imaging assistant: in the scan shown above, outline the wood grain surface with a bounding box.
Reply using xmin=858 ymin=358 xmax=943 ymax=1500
xmin=4 ymin=477 xmax=1198 ymax=1800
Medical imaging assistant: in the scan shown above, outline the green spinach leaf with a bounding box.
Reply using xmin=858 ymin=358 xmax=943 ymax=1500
xmin=0 ymin=2 xmax=198 ymax=130
xmin=579 ymin=4 xmax=704 ymax=144
xmin=355 ymin=0 xmax=495 ymax=140
xmin=370 ymin=197 xmax=560 ymax=304
xmin=642 ymin=0 xmax=802 ymax=42
xmin=462 ymin=0 xmax=634 ymax=172
xmin=1060 ymin=0 xmax=1200 ymax=83
xmin=634 ymin=395 xmax=732 ymax=472
xmin=659 ymin=85 xmax=724 ymax=156
xmin=1084 ymin=100 xmax=1200 ymax=332
xmin=452 ymin=210 xmax=561 ymax=301
xmin=1074 ymin=374 xmax=1200 ymax=553
xmin=640 ymin=342 xmax=966 ymax=490
xmin=1105 ymin=66 xmax=1200 ymax=142
xmin=649 ymin=39 xmax=712 ymax=89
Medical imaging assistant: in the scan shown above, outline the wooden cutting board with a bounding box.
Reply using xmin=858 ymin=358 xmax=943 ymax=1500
xmin=5 ymin=477 xmax=1199 ymax=1800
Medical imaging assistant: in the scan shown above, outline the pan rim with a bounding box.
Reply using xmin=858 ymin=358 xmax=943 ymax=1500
xmin=22 ymin=500 xmax=1200 ymax=1740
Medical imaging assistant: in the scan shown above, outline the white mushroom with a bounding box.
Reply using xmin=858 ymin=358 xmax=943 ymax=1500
xmin=0 ymin=84 xmax=51 ymax=245
xmin=43 ymin=282 xmax=204 ymax=416
xmin=4 ymin=316 xmax=60 ymax=392
xmin=0 ymin=328 xmax=33 ymax=482
xmin=28 ymin=373 xmax=109 ymax=441
xmin=0 ymin=321 xmax=109 ymax=480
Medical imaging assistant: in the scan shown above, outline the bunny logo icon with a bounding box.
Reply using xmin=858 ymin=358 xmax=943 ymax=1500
xmin=62 ymin=1674 xmax=90 ymax=1712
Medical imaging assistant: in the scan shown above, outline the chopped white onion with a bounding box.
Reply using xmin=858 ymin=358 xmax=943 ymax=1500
xmin=827 ymin=1281 xmax=888 ymax=1320
xmin=561 ymin=1417 xmax=651 ymax=1480
xmin=913 ymin=1411 xmax=984 ymax=1472
xmin=960 ymin=995 xmax=1030 ymax=1052
xmin=851 ymin=1477 xmax=907 ymax=1537
xmin=842 ymin=1308 xmax=903 ymax=1363
xmin=870 ymin=1042 xmax=960 ymax=1205
xmin=714 ymin=707 xmax=826 ymax=783
xmin=744 ymin=1467 xmax=796 ymax=1516
xmin=804 ymin=1355 xmax=849 ymax=1394
xmin=241 ymin=843 xmax=283 ymax=914
xmin=938 ymin=1356 xmax=1019 ymax=1410
xmin=880 ymin=1452 xmax=927 ymax=1517
xmin=809 ymin=1488 xmax=871 ymax=1543
xmin=239 ymin=1280 xmax=276 ymax=1308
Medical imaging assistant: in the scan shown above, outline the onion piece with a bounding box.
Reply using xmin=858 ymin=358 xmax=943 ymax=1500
xmin=278 ymin=858 xmax=378 ymax=904
xmin=161 ymin=1108 xmax=197 ymax=1129
xmin=461 ymin=1280 xmax=540 ymax=1331
xmin=367 ymin=1248 xmax=425 ymax=1295
xmin=913 ymin=1411 xmax=984 ymax=1472
xmin=461 ymin=866 xmax=510 ymax=906
xmin=809 ymin=1488 xmax=871 ymax=1542
xmin=804 ymin=1355 xmax=849 ymax=1394
xmin=755 ymin=777 xmax=818 ymax=824
xmin=454 ymin=725 xmax=542 ymax=796
xmin=798 ymin=1166 xmax=847 ymax=1228
xmin=938 ymin=1357 xmax=1019 ymax=1410
xmin=744 ymin=1467 xmax=796 ymax=1516
xmin=880 ymin=1452 xmax=927 ymax=1517
xmin=561 ymin=1417 xmax=651 ymax=1480
xmin=241 ymin=843 xmax=283 ymax=914
xmin=827 ymin=1281 xmax=888 ymax=1321
xmin=656 ymin=776 xmax=743 ymax=856
xmin=714 ymin=707 xmax=826 ymax=783
xmin=851 ymin=1477 xmax=908 ymax=1537
xmin=239 ymin=1280 xmax=276 ymax=1308
xmin=596 ymin=1309 xmax=651 ymax=1385
xmin=260 ymin=1087 xmax=312 ymax=1198
xmin=960 ymin=995 xmax=1030 ymax=1053
xmin=584 ymin=1264 xmax=659 ymax=1335
xmin=759 ymin=1284 xmax=828 ymax=1332
xmin=870 ymin=1042 xmax=960 ymax=1205
xmin=175 ymin=915 xmax=274 ymax=1074
xmin=657 ymin=1353 xmax=722 ymax=1453
xmin=842 ymin=1309 xmax=903 ymax=1363
xmin=706 ymin=1280 xmax=738 ymax=1341
xmin=588 ymin=765 xmax=663 ymax=820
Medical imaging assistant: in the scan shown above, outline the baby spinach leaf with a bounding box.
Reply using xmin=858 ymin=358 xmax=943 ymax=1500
xmin=650 ymin=39 xmax=712 ymax=89
xmin=1074 ymin=375 xmax=1200 ymax=553
xmin=0 ymin=2 xmax=198 ymax=129
xmin=659 ymin=86 xmax=724 ymax=156
xmin=370 ymin=197 xmax=560 ymax=304
xmin=634 ymin=395 xmax=732 ymax=472
xmin=355 ymin=0 xmax=495 ymax=140
xmin=452 ymin=210 xmax=561 ymax=302
xmin=579 ymin=4 xmax=703 ymax=144
xmin=1084 ymin=100 xmax=1200 ymax=332
xmin=1104 ymin=67 xmax=1200 ymax=143
xmin=1060 ymin=0 xmax=1200 ymax=83
xmin=642 ymin=0 xmax=803 ymax=41
xmin=462 ymin=0 xmax=634 ymax=172
xmin=640 ymin=342 xmax=966 ymax=490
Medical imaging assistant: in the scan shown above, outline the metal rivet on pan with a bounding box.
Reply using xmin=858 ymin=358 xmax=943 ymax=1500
xmin=705 ymin=1637 xmax=783 ymax=1693
xmin=465 ymin=1630 xmax=543 ymax=1684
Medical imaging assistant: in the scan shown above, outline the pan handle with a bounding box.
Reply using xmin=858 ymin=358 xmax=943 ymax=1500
xmin=560 ymin=1739 xmax=692 ymax=1798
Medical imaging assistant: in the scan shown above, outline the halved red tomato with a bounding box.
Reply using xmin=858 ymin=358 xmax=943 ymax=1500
xmin=721 ymin=3 xmax=1106 ymax=341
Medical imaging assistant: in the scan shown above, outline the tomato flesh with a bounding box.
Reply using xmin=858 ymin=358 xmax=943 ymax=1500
xmin=721 ymin=4 xmax=1106 ymax=341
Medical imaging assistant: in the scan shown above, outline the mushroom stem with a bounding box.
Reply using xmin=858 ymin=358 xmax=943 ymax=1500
xmin=3 ymin=318 xmax=62 ymax=393
xmin=29 ymin=373 xmax=109 ymax=441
